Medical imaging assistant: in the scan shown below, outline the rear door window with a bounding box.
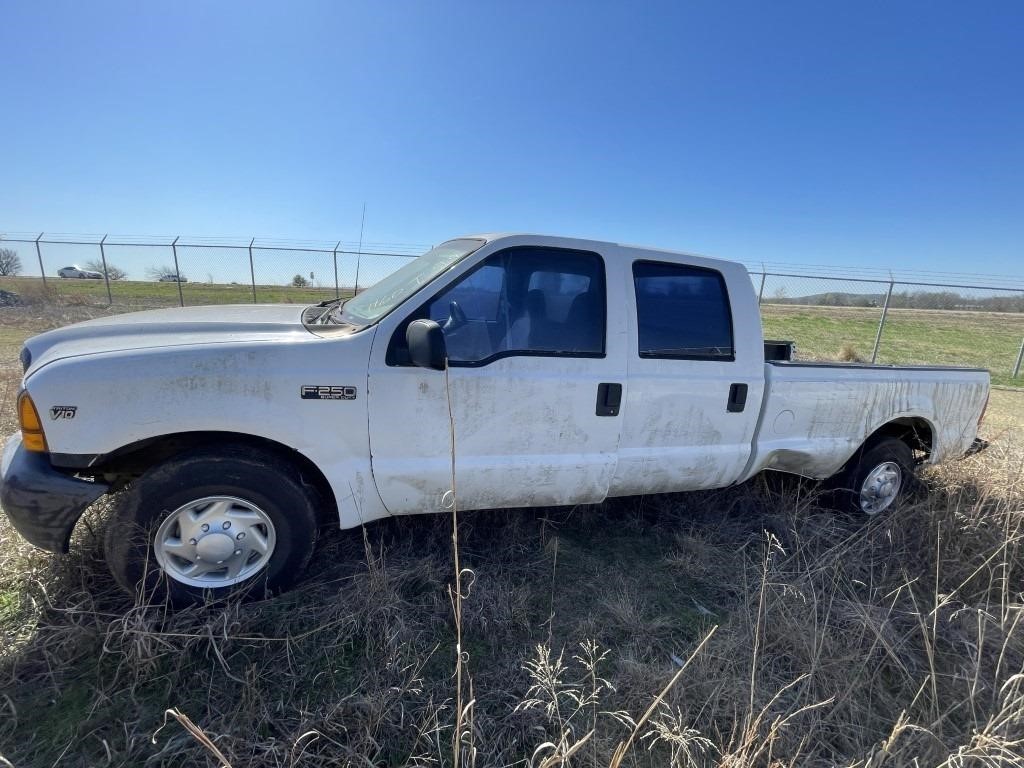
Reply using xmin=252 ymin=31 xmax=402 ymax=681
xmin=632 ymin=261 xmax=734 ymax=360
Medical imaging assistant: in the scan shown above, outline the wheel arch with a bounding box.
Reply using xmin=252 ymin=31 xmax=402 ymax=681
xmin=832 ymin=415 xmax=935 ymax=481
xmin=863 ymin=415 xmax=935 ymax=459
xmin=94 ymin=431 xmax=338 ymax=525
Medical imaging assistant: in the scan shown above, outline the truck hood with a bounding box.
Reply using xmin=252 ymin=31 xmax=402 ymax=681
xmin=23 ymin=304 xmax=314 ymax=374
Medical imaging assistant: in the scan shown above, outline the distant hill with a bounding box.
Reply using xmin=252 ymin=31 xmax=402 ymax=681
xmin=772 ymin=291 xmax=884 ymax=308
xmin=768 ymin=289 xmax=1024 ymax=313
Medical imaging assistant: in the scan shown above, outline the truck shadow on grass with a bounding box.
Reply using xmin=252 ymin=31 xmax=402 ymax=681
xmin=1 ymin=467 xmax=1020 ymax=767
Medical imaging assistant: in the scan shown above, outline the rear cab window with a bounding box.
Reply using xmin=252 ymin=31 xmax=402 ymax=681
xmin=632 ymin=261 xmax=734 ymax=361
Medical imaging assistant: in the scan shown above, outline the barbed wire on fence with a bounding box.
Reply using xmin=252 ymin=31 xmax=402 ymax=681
xmin=0 ymin=232 xmax=420 ymax=301
xmin=1 ymin=232 xmax=1022 ymax=383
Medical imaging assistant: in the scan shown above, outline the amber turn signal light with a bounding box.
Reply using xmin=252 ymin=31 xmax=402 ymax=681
xmin=17 ymin=391 xmax=48 ymax=452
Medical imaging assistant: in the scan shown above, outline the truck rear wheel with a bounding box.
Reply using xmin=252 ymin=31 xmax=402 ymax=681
xmin=104 ymin=446 xmax=319 ymax=604
xmin=832 ymin=437 xmax=915 ymax=516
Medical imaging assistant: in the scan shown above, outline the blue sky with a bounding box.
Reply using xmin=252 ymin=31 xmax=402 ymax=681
xmin=2 ymin=1 xmax=1022 ymax=279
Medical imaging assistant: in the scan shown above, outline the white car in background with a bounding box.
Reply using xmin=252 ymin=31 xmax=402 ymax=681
xmin=57 ymin=266 xmax=103 ymax=279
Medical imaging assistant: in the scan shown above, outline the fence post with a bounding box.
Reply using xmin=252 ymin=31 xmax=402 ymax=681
xmin=35 ymin=232 xmax=47 ymax=287
xmin=248 ymin=238 xmax=257 ymax=304
xmin=332 ymin=241 xmax=340 ymax=299
xmin=99 ymin=234 xmax=113 ymax=305
xmin=757 ymin=271 xmax=767 ymax=305
xmin=171 ymin=236 xmax=184 ymax=307
xmin=353 ymin=202 xmax=366 ymax=295
xmin=871 ymin=280 xmax=895 ymax=364
xmin=1013 ymin=337 xmax=1024 ymax=379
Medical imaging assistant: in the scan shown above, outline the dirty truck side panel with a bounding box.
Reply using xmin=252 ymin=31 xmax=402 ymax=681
xmin=25 ymin=332 xmax=388 ymax=527
xmin=366 ymin=235 xmax=629 ymax=515
xmin=743 ymin=363 xmax=989 ymax=480
xmin=609 ymin=249 xmax=766 ymax=496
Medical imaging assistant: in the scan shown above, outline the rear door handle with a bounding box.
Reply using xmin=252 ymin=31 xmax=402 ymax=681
xmin=596 ymin=383 xmax=622 ymax=416
xmin=727 ymin=383 xmax=748 ymax=413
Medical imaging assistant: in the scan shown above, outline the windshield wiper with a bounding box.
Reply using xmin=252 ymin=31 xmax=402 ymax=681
xmin=314 ymin=298 xmax=347 ymax=324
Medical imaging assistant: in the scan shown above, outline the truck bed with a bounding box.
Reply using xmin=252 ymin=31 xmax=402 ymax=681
xmin=741 ymin=360 xmax=990 ymax=481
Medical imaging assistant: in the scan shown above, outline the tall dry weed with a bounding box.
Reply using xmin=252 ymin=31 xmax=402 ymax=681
xmin=0 ymin=406 xmax=1022 ymax=766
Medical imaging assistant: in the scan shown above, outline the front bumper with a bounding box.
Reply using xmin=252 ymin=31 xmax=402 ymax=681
xmin=0 ymin=434 xmax=109 ymax=553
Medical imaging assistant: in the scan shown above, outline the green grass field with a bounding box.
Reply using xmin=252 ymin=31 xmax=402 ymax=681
xmin=761 ymin=303 xmax=1024 ymax=387
xmin=0 ymin=274 xmax=349 ymax=307
xmin=2 ymin=275 xmax=1022 ymax=388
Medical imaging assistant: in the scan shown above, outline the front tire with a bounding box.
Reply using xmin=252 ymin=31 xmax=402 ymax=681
xmin=104 ymin=446 xmax=319 ymax=604
xmin=831 ymin=437 xmax=915 ymax=516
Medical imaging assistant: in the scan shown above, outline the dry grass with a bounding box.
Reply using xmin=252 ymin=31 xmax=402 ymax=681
xmin=1 ymin=308 xmax=1023 ymax=766
xmin=837 ymin=343 xmax=865 ymax=363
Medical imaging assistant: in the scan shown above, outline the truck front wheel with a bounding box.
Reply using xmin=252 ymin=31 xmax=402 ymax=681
xmin=832 ymin=437 xmax=916 ymax=516
xmin=104 ymin=446 xmax=319 ymax=603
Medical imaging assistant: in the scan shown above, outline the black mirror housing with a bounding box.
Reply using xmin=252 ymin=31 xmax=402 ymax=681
xmin=406 ymin=319 xmax=447 ymax=371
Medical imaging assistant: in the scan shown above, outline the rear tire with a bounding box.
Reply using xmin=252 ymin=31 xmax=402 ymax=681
xmin=830 ymin=438 xmax=915 ymax=516
xmin=104 ymin=446 xmax=319 ymax=605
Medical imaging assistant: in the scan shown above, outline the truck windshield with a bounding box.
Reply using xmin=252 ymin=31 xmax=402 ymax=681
xmin=336 ymin=238 xmax=486 ymax=326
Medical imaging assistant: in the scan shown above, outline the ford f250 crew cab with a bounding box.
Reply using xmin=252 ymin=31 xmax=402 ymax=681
xmin=1 ymin=234 xmax=990 ymax=602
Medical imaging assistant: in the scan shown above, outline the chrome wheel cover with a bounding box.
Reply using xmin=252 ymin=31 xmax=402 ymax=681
xmin=152 ymin=496 xmax=276 ymax=588
xmin=859 ymin=462 xmax=903 ymax=516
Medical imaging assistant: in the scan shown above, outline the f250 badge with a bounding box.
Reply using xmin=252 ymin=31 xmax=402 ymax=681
xmin=300 ymin=385 xmax=357 ymax=401
xmin=50 ymin=406 xmax=78 ymax=420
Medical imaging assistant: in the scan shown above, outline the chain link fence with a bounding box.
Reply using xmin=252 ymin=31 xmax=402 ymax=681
xmin=751 ymin=271 xmax=1024 ymax=387
xmin=2 ymin=233 xmax=1022 ymax=386
xmin=753 ymin=272 xmax=891 ymax=361
xmin=0 ymin=234 xmax=420 ymax=310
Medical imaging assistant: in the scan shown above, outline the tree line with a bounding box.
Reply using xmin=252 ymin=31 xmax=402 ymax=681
xmin=0 ymin=249 xmax=316 ymax=288
xmin=769 ymin=289 xmax=1024 ymax=313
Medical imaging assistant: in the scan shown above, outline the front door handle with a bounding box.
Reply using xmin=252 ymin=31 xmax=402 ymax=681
xmin=727 ymin=383 xmax=748 ymax=413
xmin=596 ymin=383 xmax=622 ymax=416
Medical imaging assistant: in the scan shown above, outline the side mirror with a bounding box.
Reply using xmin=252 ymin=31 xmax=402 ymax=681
xmin=406 ymin=319 xmax=447 ymax=371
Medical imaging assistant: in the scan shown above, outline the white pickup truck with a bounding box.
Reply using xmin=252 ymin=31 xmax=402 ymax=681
xmin=2 ymin=234 xmax=990 ymax=602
